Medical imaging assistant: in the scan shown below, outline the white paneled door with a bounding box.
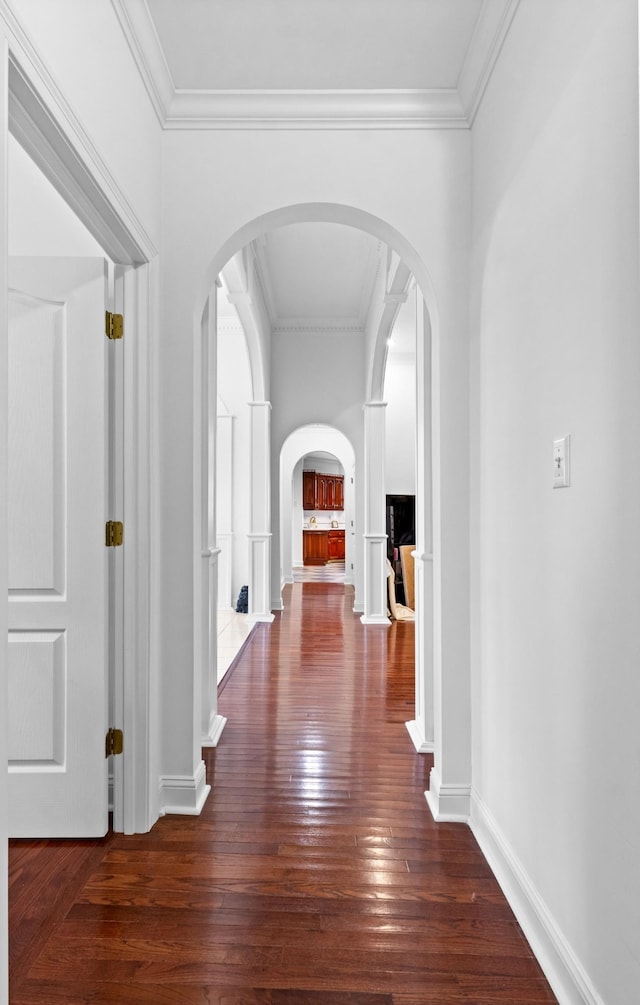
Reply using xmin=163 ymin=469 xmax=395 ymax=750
xmin=7 ymin=258 xmax=109 ymax=838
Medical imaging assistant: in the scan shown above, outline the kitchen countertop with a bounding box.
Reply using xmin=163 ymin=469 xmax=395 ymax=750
xmin=303 ymin=527 xmax=345 ymax=532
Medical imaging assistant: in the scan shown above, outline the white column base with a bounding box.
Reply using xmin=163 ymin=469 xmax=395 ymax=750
xmin=363 ymin=533 xmax=389 ymax=623
xmin=201 ymin=712 xmax=227 ymax=748
xmin=425 ymin=766 xmax=471 ymax=823
xmin=247 ymin=612 xmax=275 ymax=624
xmin=360 ymin=614 xmax=391 ymax=626
xmin=405 ymin=719 xmax=434 ymax=753
xmin=159 ymin=760 xmax=210 ymax=816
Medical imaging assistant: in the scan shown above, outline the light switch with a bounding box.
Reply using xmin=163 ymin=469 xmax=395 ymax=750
xmin=553 ymin=435 xmax=570 ymax=488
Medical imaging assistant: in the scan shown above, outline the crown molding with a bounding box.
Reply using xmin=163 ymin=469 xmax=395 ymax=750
xmin=163 ymin=88 xmax=467 ymax=131
xmin=457 ymin=0 xmax=521 ymax=125
xmin=272 ymin=322 xmax=364 ymax=336
xmin=113 ymin=0 xmax=520 ymax=130
xmin=111 ymin=0 xmax=174 ymax=127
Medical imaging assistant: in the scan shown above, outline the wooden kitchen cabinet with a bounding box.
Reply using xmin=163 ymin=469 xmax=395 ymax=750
xmin=302 ymin=470 xmax=344 ymax=511
xmin=303 ymin=530 xmax=329 ymax=565
xmin=303 ymin=529 xmax=344 ymax=565
xmin=327 ymin=530 xmax=345 ymax=561
xmin=334 ymin=477 xmax=344 ymax=510
xmin=302 ymin=470 xmax=317 ymax=510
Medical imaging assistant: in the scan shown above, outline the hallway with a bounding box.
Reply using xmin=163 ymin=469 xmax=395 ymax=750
xmin=10 ymin=582 xmax=556 ymax=1003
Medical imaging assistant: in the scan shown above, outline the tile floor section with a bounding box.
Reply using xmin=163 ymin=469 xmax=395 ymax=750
xmin=217 ymin=607 xmax=254 ymax=685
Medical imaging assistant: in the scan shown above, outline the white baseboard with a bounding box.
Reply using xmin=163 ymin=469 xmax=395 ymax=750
xmin=471 ymin=794 xmax=606 ymax=1005
xmin=425 ymin=766 xmax=471 ymax=822
xmin=248 ymin=612 xmax=275 ymax=624
xmin=360 ymin=614 xmax=390 ymax=626
xmin=405 ymin=719 xmax=434 ymax=753
xmin=159 ymin=760 xmax=211 ymax=816
xmin=201 ymin=713 xmax=227 ymax=748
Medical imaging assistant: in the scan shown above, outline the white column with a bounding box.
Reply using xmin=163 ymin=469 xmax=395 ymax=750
xmin=216 ymin=413 xmax=234 ymax=609
xmin=200 ymin=288 xmax=226 ymax=747
xmin=361 ymin=402 xmax=389 ymax=625
xmin=0 ymin=35 xmax=9 ymax=1005
xmin=406 ymin=291 xmax=435 ymax=754
xmin=248 ymin=401 xmax=274 ymax=623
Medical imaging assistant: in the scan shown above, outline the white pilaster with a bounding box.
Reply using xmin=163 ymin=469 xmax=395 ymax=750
xmin=0 ymin=33 xmax=8 ymax=1005
xmin=248 ymin=401 xmax=274 ymax=623
xmin=200 ymin=288 xmax=226 ymax=747
xmin=361 ymin=401 xmax=389 ymax=625
xmin=406 ymin=289 xmax=434 ymax=753
xmin=216 ymin=413 xmax=234 ymax=609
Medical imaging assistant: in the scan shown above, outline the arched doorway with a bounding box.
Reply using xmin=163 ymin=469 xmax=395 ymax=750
xmin=196 ymin=202 xmax=439 ymax=801
xmin=279 ymin=426 xmax=356 ymax=601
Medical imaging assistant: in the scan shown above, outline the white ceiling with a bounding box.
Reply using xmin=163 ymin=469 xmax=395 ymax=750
xmin=145 ymin=0 xmax=483 ymax=92
xmin=254 ymin=224 xmax=380 ymax=332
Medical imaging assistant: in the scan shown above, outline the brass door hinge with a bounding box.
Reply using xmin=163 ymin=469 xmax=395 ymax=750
xmin=105 ymin=727 xmax=124 ymax=758
xmin=105 ymin=311 xmax=124 ymax=340
xmin=105 ymin=520 xmax=124 ymax=547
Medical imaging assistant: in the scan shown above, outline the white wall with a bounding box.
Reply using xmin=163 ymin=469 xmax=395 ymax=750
xmin=470 ymin=2 xmax=640 ymax=1002
xmin=384 ymin=292 xmax=417 ymax=495
xmin=384 ymin=359 xmax=416 ymax=495
xmin=9 ymin=136 xmax=105 ymax=256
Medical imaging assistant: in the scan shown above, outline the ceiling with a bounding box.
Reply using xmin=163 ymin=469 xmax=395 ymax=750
xmin=253 ymin=224 xmax=381 ymax=334
xmin=115 ymin=0 xmax=519 ymax=355
xmin=144 ymin=0 xmax=483 ymax=92
xmin=115 ymin=0 xmax=520 ymax=127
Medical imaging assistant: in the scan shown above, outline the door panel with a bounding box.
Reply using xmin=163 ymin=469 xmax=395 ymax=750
xmin=7 ymin=257 xmax=109 ymax=838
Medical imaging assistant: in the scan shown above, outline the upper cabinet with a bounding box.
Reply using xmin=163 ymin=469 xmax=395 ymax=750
xmin=302 ymin=470 xmax=344 ymax=511
xmin=303 ymin=470 xmax=317 ymax=510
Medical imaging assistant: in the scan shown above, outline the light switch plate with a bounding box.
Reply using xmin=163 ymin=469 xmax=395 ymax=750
xmin=553 ymin=435 xmax=571 ymax=488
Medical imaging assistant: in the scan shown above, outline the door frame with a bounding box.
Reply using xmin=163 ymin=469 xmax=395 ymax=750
xmin=0 ymin=27 xmax=158 ymax=847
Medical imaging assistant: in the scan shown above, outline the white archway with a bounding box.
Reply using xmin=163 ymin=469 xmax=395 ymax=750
xmin=279 ymin=426 xmax=356 ymax=602
xmin=195 ymin=201 xmax=441 ymax=815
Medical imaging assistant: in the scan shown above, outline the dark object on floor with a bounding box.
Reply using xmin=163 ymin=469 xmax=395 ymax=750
xmin=235 ymin=585 xmax=249 ymax=613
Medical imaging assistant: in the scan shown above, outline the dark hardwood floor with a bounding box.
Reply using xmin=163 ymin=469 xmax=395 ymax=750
xmin=9 ymin=582 xmax=558 ymax=1004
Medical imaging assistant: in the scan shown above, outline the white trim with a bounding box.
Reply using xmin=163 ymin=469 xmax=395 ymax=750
xmin=248 ymin=612 xmax=275 ymax=624
xmin=457 ymin=0 xmax=521 ymax=127
xmin=201 ymin=713 xmax=227 ymax=749
xmin=2 ymin=4 xmax=157 ymax=262
xmin=110 ymin=0 xmax=175 ymax=126
xmin=471 ymin=793 xmax=607 ymax=1005
xmin=159 ymin=761 xmax=210 ymax=816
xmin=163 ymin=88 xmax=467 ymax=130
xmin=122 ymin=262 xmax=156 ymax=834
xmin=405 ymin=719 xmax=434 ymax=754
xmin=0 ymin=38 xmax=8 ymax=999
xmin=360 ymin=615 xmax=391 ymax=626
xmin=425 ymin=767 xmax=471 ymax=822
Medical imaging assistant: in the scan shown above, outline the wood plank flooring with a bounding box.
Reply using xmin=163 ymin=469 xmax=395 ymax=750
xmin=9 ymin=582 xmax=558 ymax=1004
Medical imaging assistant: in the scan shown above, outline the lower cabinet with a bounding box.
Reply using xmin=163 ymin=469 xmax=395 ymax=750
xmin=303 ymin=530 xmax=345 ymax=565
xmin=328 ymin=530 xmax=345 ymax=561
xmin=303 ymin=531 xmax=328 ymax=565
